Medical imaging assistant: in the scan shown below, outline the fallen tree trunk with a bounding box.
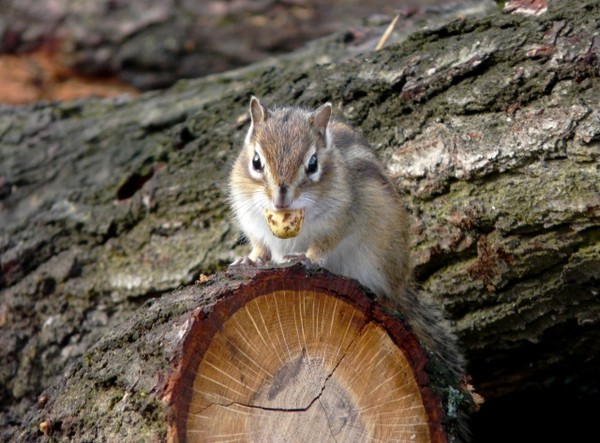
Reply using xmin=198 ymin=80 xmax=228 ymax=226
xmin=13 ymin=265 xmax=469 ymax=442
xmin=1 ymin=0 xmax=599 ymax=441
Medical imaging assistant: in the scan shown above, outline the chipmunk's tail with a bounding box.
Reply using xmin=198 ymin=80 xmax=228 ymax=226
xmin=391 ymin=286 xmax=472 ymax=442
xmin=395 ymin=286 xmax=465 ymax=376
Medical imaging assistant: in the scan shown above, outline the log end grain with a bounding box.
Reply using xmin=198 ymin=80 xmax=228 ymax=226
xmin=167 ymin=265 xmax=460 ymax=442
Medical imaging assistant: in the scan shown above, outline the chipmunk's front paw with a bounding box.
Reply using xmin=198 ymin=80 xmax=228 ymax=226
xmin=282 ymin=253 xmax=317 ymax=269
xmin=229 ymin=256 xmax=267 ymax=268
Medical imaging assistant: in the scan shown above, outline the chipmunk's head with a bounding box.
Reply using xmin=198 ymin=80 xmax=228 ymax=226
xmin=237 ymin=96 xmax=333 ymax=211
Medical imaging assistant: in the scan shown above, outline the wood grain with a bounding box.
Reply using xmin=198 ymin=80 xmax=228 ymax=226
xmin=170 ymin=268 xmax=447 ymax=442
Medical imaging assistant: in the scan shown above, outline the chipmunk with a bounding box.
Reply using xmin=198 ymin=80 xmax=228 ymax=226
xmin=229 ymin=97 xmax=465 ymax=378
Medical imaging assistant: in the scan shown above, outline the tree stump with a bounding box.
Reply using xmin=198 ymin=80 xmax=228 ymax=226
xmin=170 ymin=266 xmax=453 ymax=443
xmin=17 ymin=265 xmax=467 ymax=442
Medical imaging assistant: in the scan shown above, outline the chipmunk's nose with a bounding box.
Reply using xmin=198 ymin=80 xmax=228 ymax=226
xmin=273 ymin=185 xmax=291 ymax=209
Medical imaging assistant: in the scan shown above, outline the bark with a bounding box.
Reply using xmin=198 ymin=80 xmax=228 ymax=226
xmin=1 ymin=0 xmax=599 ymax=441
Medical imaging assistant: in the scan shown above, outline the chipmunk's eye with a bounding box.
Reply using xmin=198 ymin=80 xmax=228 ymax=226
xmin=252 ymin=152 xmax=263 ymax=172
xmin=307 ymin=154 xmax=318 ymax=174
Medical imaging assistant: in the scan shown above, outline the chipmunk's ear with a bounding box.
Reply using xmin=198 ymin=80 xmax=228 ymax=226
xmin=249 ymin=96 xmax=267 ymax=124
xmin=314 ymin=102 xmax=332 ymax=137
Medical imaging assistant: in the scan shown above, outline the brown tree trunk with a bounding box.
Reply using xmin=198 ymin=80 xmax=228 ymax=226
xmin=171 ymin=266 xmax=465 ymax=442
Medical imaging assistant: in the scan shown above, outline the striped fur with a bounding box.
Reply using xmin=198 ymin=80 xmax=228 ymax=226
xmin=230 ymin=97 xmax=466 ymax=382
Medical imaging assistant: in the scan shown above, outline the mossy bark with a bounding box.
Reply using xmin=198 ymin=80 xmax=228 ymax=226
xmin=1 ymin=0 xmax=599 ymax=440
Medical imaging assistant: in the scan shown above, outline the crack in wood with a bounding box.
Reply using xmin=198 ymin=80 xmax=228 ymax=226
xmin=197 ymin=319 xmax=370 ymax=418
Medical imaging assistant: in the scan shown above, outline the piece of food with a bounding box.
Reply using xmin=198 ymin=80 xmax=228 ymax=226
xmin=265 ymin=208 xmax=305 ymax=239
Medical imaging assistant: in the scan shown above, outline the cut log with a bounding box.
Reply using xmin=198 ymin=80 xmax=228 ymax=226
xmin=15 ymin=265 xmax=468 ymax=442
xmin=170 ymin=266 xmax=450 ymax=442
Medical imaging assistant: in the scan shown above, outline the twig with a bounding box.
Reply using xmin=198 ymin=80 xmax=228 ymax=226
xmin=375 ymin=14 xmax=400 ymax=51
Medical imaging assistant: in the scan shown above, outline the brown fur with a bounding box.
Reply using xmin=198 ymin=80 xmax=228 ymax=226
xmin=230 ymin=97 xmax=466 ymax=381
